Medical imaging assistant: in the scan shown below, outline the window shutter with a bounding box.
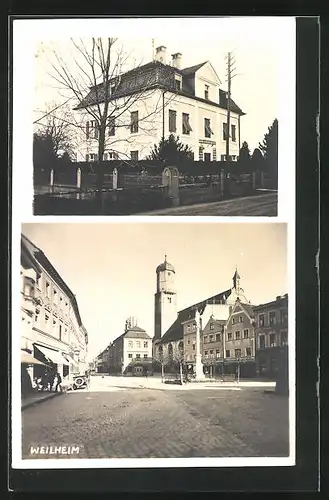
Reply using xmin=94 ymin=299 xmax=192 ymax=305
xmin=86 ymin=121 xmax=89 ymax=139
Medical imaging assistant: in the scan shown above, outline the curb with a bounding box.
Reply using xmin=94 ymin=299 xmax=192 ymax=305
xmin=22 ymin=391 xmax=64 ymax=410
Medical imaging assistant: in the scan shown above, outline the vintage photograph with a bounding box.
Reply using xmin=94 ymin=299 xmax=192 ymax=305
xmin=27 ymin=17 xmax=290 ymax=216
xmin=15 ymin=222 xmax=293 ymax=465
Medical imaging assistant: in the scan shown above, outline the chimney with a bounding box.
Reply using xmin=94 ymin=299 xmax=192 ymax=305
xmin=171 ymin=52 xmax=182 ymax=69
xmin=155 ymin=46 xmax=167 ymax=64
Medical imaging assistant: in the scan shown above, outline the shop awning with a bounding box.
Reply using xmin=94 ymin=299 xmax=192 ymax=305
xmin=21 ymin=350 xmax=48 ymax=366
xmin=34 ymin=345 xmax=69 ymax=365
xmin=62 ymin=353 xmax=75 ymax=364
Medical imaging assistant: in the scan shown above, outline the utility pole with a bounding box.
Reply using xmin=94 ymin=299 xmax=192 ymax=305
xmin=225 ymin=51 xmax=237 ymax=161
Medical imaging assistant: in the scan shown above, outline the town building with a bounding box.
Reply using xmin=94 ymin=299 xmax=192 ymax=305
xmin=153 ymin=257 xmax=248 ymax=376
xmin=254 ymin=294 xmax=288 ymax=378
xmin=74 ymin=46 xmax=245 ymax=162
xmin=20 ymin=235 xmax=89 ymax=386
xmin=107 ymin=318 xmax=153 ymax=375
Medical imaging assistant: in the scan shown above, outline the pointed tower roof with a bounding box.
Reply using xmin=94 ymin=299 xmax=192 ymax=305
xmin=156 ymin=255 xmax=175 ymax=273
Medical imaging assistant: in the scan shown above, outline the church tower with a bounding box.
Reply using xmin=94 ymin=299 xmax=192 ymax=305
xmin=154 ymin=256 xmax=177 ymax=340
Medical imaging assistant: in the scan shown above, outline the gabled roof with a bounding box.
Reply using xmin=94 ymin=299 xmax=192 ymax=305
xmin=159 ymin=288 xmax=232 ymax=344
xmin=181 ymin=62 xmax=207 ymax=75
xmin=74 ymin=60 xmax=245 ymax=116
xmin=124 ymin=326 xmax=151 ymax=339
xmin=202 ymin=317 xmax=226 ymax=334
xmin=229 ymin=300 xmax=255 ymax=321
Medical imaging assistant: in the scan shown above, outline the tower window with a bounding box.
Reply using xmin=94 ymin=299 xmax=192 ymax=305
xmin=168 ymin=297 xmax=172 ymax=303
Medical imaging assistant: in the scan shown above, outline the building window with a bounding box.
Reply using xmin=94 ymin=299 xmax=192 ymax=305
xmin=45 ymin=281 xmax=50 ymax=298
xmin=187 ymin=338 xmax=190 ymax=345
xmin=239 ymin=316 xmax=243 ymax=323
xmin=86 ymin=120 xmax=99 ymax=140
xmin=204 ymin=350 xmax=208 ymax=358
xmin=227 ymin=332 xmax=232 ymax=341
xmin=136 ymin=341 xmax=141 ymax=348
xmin=231 ymin=124 xmax=236 ymax=142
xmin=269 ymin=312 xmax=276 ymax=325
xmin=192 ymin=343 xmax=195 ymax=351
xmin=259 ymin=335 xmax=265 ymax=349
xmin=182 ymin=113 xmax=192 ymax=135
xmin=169 ymin=110 xmax=177 ymax=133
xmin=246 ymin=347 xmax=252 ymax=357
xmin=216 ymin=349 xmax=220 ymax=358
xmin=204 ymin=152 xmax=211 ymax=162
xmin=223 ymin=123 xmax=228 ymax=141
xmin=209 ymin=349 xmax=214 ymax=357
xmin=143 ymin=354 xmax=148 ymax=359
xmin=108 ymin=116 xmax=115 ymax=136
xmin=168 ymin=297 xmax=172 ymax=303
xmin=243 ymin=329 xmax=249 ymax=338
xmin=216 ymin=333 xmax=221 ymax=342
xmin=175 ymin=77 xmax=182 ymax=91
xmin=53 ymin=289 xmax=57 ymax=303
xmin=204 ymin=118 xmax=213 ymax=138
xmin=143 ymin=341 xmax=148 ymax=348
xmin=128 ymin=341 xmax=133 ymax=348
xmin=269 ymin=333 xmax=276 ymax=346
xmin=225 ymin=349 xmax=230 ymax=358
xmin=45 ymin=313 xmax=49 ymax=324
xmin=235 ymin=331 xmax=240 ymax=340
xmin=203 ymin=335 xmax=208 ymax=343
xmin=280 ymin=310 xmax=288 ymax=324
xmin=209 ymin=334 xmax=214 ymax=342
xmin=259 ymin=314 xmax=265 ymax=327
xmin=59 ymin=324 xmax=62 ymax=340
xmin=210 ymin=323 xmax=215 ymax=330
xmin=128 ymin=353 xmax=133 ymax=358
xmin=89 ymin=153 xmax=98 ymax=162
xmin=187 ymin=324 xmax=191 ymax=332
xmin=235 ymin=348 xmax=241 ymax=358
xmin=136 ymin=354 xmax=141 ymax=359
xmin=231 ymin=155 xmax=237 ymax=161
xmin=205 ymin=84 xmax=209 ymax=100
xmin=130 ymin=111 xmax=139 ymax=133
xmin=130 ymin=150 xmax=139 ymax=161
xmin=23 ymin=278 xmax=34 ymax=297
xmin=220 ymin=154 xmax=226 ymax=161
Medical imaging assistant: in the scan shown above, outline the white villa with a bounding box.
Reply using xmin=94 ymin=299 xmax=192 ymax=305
xmin=74 ymin=46 xmax=245 ymax=162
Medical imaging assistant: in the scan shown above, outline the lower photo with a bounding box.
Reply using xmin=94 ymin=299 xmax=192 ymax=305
xmin=13 ymin=221 xmax=293 ymax=467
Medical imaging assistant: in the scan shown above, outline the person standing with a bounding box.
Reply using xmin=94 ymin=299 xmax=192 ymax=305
xmin=55 ymin=372 xmax=62 ymax=392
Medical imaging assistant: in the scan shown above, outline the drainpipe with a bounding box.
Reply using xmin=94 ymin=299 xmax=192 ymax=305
xmin=238 ymin=115 xmax=241 ymax=155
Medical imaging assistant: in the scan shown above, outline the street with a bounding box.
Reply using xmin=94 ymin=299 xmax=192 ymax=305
xmin=22 ymin=376 xmax=289 ymax=459
xmin=139 ymin=192 xmax=277 ymax=216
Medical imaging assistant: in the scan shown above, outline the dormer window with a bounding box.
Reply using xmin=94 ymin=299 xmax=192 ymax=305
xmin=174 ymin=74 xmax=182 ymax=91
xmin=205 ymin=84 xmax=209 ymax=100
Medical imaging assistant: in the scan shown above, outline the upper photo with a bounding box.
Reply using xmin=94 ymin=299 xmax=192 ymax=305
xmin=26 ymin=18 xmax=294 ymax=216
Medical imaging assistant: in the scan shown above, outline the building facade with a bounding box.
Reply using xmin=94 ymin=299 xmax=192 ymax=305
xmin=107 ymin=318 xmax=153 ymax=375
xmin=21 ymin=235 xmax=89 ymax=386
xmin=74 ymin=46 xmax=245 ymax=162
xmin=254 ymin=294 xmax=288 ymax=378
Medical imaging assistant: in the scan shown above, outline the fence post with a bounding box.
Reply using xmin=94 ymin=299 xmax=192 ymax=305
xmin=49 ymin=168 xmax=54 ymax=193
xmin=113 ymin=167 xmax=118 ymax=190
xmin=220 ymin=169 xmax=225 ymax=197
xmin=76 ymin=167 xmax=82 ymax=200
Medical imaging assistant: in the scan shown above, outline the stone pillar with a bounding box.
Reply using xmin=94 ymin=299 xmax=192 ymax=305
xmin=162 ymin=167 xmax=179 ymax=207
xmin=76 ymin=167 xmax=81 ymax=189
xmin=194 ymin=310 xmax=205 ymax=380
xmin=113 ymin=168 xmax=118 ymax=190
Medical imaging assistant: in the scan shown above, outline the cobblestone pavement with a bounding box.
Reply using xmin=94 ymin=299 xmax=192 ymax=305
xmin=22 ymin=386 xmax=289 ymax=460
xmin=139 ymin=192 xmax=277 ymax=216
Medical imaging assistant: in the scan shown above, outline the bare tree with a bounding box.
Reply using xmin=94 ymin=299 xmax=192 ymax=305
xmin=34 ymin=101 xmax=76 ymax=159
xmin=45 ymin=38 xmax=175 ymax=193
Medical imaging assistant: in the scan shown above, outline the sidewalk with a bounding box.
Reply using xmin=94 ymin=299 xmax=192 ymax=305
xmin=22 ymin=390 xmax=64 ymax=410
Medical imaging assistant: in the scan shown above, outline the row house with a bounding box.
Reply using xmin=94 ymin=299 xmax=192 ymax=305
xmin=254 ymin=294 xmax=288 ymax=378
xmin=74 ymin=46 xmax=244 ymax=163
xmin=20 ymin=234 xmax=89 ymax=384
xmin=107 ymin=318 xmax=153 ymax=375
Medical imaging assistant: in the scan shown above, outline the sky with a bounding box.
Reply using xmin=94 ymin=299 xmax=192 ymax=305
xmin=21 ymin=222 xmax=288 ymax=360
xmin=29 ymin=17 xmax=295 ymax=151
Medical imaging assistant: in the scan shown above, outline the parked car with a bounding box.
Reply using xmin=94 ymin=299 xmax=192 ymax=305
xmin=72 ymin=371 xmax=91 ymax=390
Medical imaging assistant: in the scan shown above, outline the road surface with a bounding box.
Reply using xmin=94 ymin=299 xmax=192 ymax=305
xmin=22 ymin=378 xmax=289 ymax=459
xmin=139 ymin=191 xmax=277 ymax=216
